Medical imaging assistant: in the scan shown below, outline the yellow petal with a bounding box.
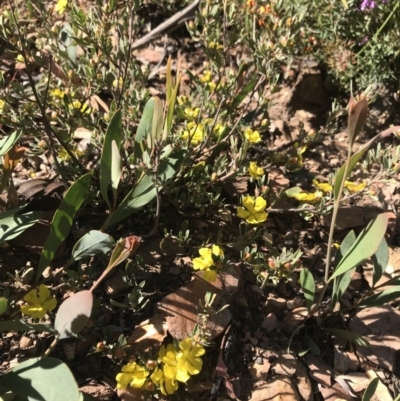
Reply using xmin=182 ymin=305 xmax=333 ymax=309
xmin=175 ymin=367 xmax=191 ymax=383
xmin=241 ymin=195 xmax=254 ymax=210
xmin=164 ymin=378 xmax=178 ymax=394
xmin=253 ymin=197 xmax=267 ymax=212
xmin=237 ymin=207 xmax=251 ymax=220
xmin=203 ymin=269 xmax=217 ymax=281
xmin=23 ymin=289 xmax=40 ymax=304
xmin=212 ymin=245 xmax=223 ymax=258
xmin=190 ymin=343 xmax=206 ymax=357
xmin=42 ymin=298 xmax=57 ymax=312
xmin=38 ymin=285 xmax=51 ymax=303
xmin=254 ymin=212 xmax=268 ymax=223
xmin=21 ymin=304 xmax=46 ymax=319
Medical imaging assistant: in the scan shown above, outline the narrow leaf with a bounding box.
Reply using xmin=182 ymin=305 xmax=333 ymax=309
xmin=231 ymin=78 xmax=257 ymax=110
xmin=334 ymin=151 xmax=365 ymax=200
xmin=54 ymin=290 xmax=93 ymax=339
xmin=331 ymin=230 xmax=357 ymax=307
xmin=299 ymin=268 xmax=315 ymax=311
xmin=358 ymin=287 xmax=400 ymax=308
xmin=0 ymin=211 xmax=41 ymax=245
xmin=0 ymin=130 xmax=22 ymax=157
xmin=99 ymin=110 xmax=122 ymax=208
xmin=347 ymin=96 xmax=368 ymax=148
xmin=152 ymin=96 xmax=164 ymax=145
xmin=0 ymin=320 xmax=56 ymax=333
xmin=110 ymin=140 xmax=122 ymax=202
xmin=36 ymin=173 xmax=92 ymax=281
xmin=0 ymin=357 xmax=79 ymax=401
xmin=70 ymin=230 xmax=114 ymax=262
xmin=326 ymin=328 xmax=370 ymax=347
xmin=362 ymin=377 xmax=379 ymax=401
xmin=371 ymin=237 xmax=389 ymax=287
xmin=329 ymin=214 xmax=388 ymax=281
xmin=135 ymin=98 xmax=154 ymax=160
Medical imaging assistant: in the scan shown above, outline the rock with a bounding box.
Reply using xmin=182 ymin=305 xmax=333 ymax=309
xmin=250 ymin=375 xmax=301 ymax=401
xmin=264 ymin=297 xmax=286 ymax=320
xmin=273 ymin=353 xmax=297 ymax=377
xmin=261 ymin=313 xmax=277 ymax=333
xmin=19 ymin=336 xmax=32 ymax=349
xmin=319 ymin=382 xmax=353 ymax=401
xmin=334 ymin=349 xmax=350 ymax=373
xmin=105 ymin=271 xmax=129 ymax=295
xmin=80 ymin=382 xmax=114 ymax=401
xmin=281 ymin=307 xmax=308 ymax=334
xmin=305 ymin=354 xmax=332 ymax=387
xmin=349 ymin=305 xmax=400 ymax=371
xmin=295 ymin=360 xmax=313 ymax=401
xmin=248 ymin=356 xmax=271 ymax=381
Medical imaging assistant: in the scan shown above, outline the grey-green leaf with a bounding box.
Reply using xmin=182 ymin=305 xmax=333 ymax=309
xmin=299 ymin=268 xmax=315 ymax=311
xmin=0 ymin=357 xmax=79 ymax=401
xmin=0 ymin=130 xmax=22 ymax=157
xmin=0 ymin=211 xmax=41 ymax=245
xmin=36 ymin=173 xmax=92 ymax=281
xmin=0 ymin=320 xmax=56 ymax=333
xmin=362 ymin=377 xmax=379 ymax=401
xmin=371 ymin=237 xmax=389 ymax=287
xmin=331 ymin=230 xmax=357 ymax=307
xmin=357 ymin=287 xmax=400 ymax=308
xmin=70 ymin=230 xmax=114 ymax=262
xmin=135 ymin=98 xmax=154 ymax=160
xmin=329 ymin=214 xmax=388 ymax=281
xmin=326 ymin=328 xmax=370 ymax=347
xmin=100 ymin=110 xmax=122 ymax=208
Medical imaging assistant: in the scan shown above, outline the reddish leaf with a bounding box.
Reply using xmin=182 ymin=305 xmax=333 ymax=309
xmin=55 ymin=290 xmax=93 ymax=339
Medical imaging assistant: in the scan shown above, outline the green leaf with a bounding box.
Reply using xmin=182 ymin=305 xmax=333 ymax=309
xmin=70 ymin=230 xmax=114 ymax=262
xmin=135 ymin=98 xmax=154 ymax=160
xmin=357 ymin=287 xmax=400 ymax=308
xmin=326 ymin=328 xmax=370 ymax=347
xmin=0 ymin=357 xmax=79 ymax=401
xmin=0 ymin=320 xmax=56 ymax=333
xmin=55 ymin=290 xmax=93 ymax=339
xmin=231 ymin=77 xmax=257 ymax=110
xmin=331 ymin=230 xmax=357 ymax=307
xmin=329 ymin=214 xmax=388 ymax=281
xmin=110 ymin=140 xmax=122 ymax=203
xmin=102 ymin=154 xmax=183 ymax=230
xmin=0 ymin=211 xmax=41 ymax=245
xmin=152 ymin=96 xmax=164 ymax=145
xmin=99 ymin=110 xmax=122 ymax=208
xmin=299 ymin=268 xmax=315 ymax=311
xmin=60 ymin=23 xmax=78 ymax=66
xmin=371 ymin=237 xmax=389 ymax=287
xmin=36 ymin=173 xmax=92 ymax=281
xmin=0 ymin=130 xmax=22 ymax=157
xmin=334 ymin=152 xmax=365 ymax=200
xmin=347 ymin=97 xmax=368 ymax=148
xmin=286 ymin=187 xmax=303 ymax=197
xmin=0 ymin=298 xmax=7 ymax=315
xmin=362 ymin=377 xmax=379 ymax=401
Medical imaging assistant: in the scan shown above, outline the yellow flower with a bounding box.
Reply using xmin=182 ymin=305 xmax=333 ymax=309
xmin=208 ymin=41 xmax=223 ymax=50
xmin=213 ymin=123 xmax=225 ymax=136
xmin=177 ymin=95 xmax=188 ymax=105
xmin=192 ymin=245 xmax=224 ymax=281
xmin=312 ymin=179 xmax=332 ymax=193
xmin=200 ymin=71 xmax=212 ymax=83
xmin=182 ymin=122 xmax=204 ymax=145
xmin=150 ymin=367 xmax=177 ymax=395
xmin=248 ymin=161 xmax=264 ymax=179
xmin=115 ymin=362 xmax=149 ymax=390
xmin=0 ymin=99 xmax=5 ymax=113
xmin=184 ymin=107 xmax=200 ymax=119
xmin=244 ymin=128 xmax=262 ymax=143
xmin=293 ymin=190 xmax=322 ymax=203
xmin=69 ymin=100 xmax=91 ymax=114
xmin=16 ymin=54 xmax=24 ymax=63
xmin=237 ymin=196 xmax=268 ymax=224
xmin=55 ymin=0 xmax=67 ymax=14
xmin=112 ymin=77 xmax=123 ymax=89
xmin=176 ymin=338 xmax=205 ymax=377
xmin=50 ymin=88 xmax=65 ymax=98
xmin=21 ymin=284 xmax=57 ymax=319
xmin=207 ymin=82 xmax=217 ymax=92
xmin=345 ymin=181 xmax=366 ymax=193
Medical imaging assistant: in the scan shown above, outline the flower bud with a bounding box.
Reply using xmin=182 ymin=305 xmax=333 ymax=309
xmin=146 ymin=360 xmax=157 ymax=370
xmin=96 ymin=342 xmax=105 ymax=351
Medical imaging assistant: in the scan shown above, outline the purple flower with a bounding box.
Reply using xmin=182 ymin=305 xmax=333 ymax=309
xmin=360 ymin=0 xmax=376 ymax=10
xmin=359 ymin=0 xmax=389 ymax=10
